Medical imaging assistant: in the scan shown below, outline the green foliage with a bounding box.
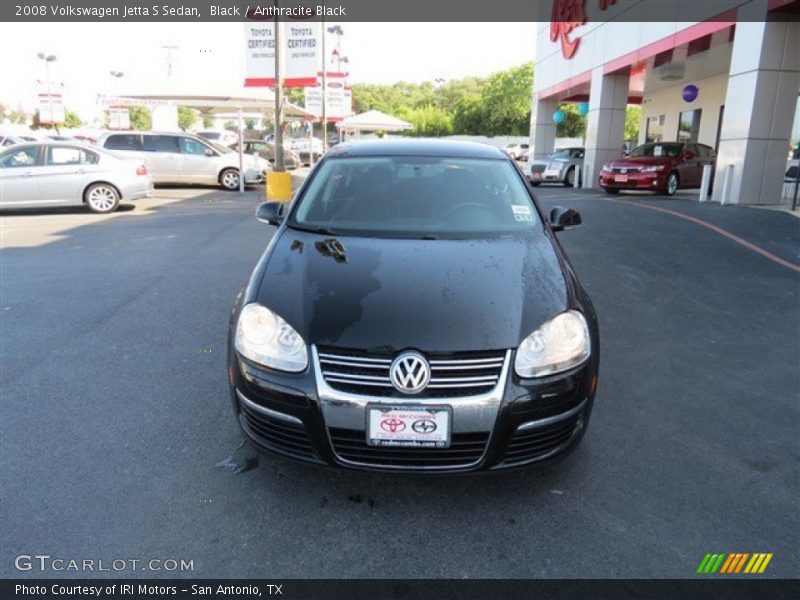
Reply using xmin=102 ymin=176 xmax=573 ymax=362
xmin=348 ymin=63 xmax=533 ymax=136
xmin=223 ymin=120 xmax=237 ymax=131
xmin=128 ymin=106 xmax=152 ymax=131
xmin=177 ymin=106 xmax=197 ymax=131
xmin=245 ymin=118 xmax=258 ymax=130
xmin=625 ymin=105 xmax=642 ymax=142
xmin=202 ymin=113 xmax=215 ymax=129
xmin=556 ymin=104 xmax=586 ymax=139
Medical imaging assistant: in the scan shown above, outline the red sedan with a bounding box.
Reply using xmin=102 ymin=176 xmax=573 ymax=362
xmin=599 ymin=142 xmax=716 ymax=196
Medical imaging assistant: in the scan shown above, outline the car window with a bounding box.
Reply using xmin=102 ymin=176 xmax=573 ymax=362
xmin=551 ymin=149 xmax=570 ymax=160
xmin=572 ymin=149 xmax=584 ymax=159
xmin=179 ymin=137 xmax=213 ymax=156
xmin=47 ymin=146 xmax=83 ymax=165
xmin=143 ymin=135 xmax=180 ymax=153
xmin=104 ymin=134 xmax=143 ymax=151
xmin=0 ymin=146 xmax=40 ymax=168
xmin=629 ymin=143 xmax=683 ymax=158
xmin=290 ymin=156 xmax=540 ymax=238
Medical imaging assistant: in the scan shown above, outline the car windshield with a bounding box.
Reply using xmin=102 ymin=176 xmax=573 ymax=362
xmin=629 ymin=143 xmax=683 ymax=158
xmin=289 ymin=155 xmax=540 ymax=239
xmin=551 ymin=149 xmax=571 ymax=159
xmin=211 ymin=142 xmax=233 ymax=154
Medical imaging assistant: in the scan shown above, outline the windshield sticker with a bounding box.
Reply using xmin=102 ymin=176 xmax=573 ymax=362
xmin=511 ymin=205 xmax=532 ymax=216
xmin=514 ymin=213 xmax=533 ymax=222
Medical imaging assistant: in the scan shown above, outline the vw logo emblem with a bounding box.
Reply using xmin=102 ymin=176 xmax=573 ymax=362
xmin=389 ymin=351 xmax=431 ymax=394
xmin=412 ymin=419 xmax=437 ymax=434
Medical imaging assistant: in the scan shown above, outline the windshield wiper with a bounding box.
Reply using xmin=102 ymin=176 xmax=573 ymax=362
xmin=289 ymin=223 xmax=342 ymax=236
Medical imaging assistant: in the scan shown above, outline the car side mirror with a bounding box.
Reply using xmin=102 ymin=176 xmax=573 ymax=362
xmin=205 ymin=148 xmax=215 ymax=157
xmin=682 ymin=151 xmax=695 ymax=160
xmin=256 ymin=201 xmax=285 ymax=225
xmin=549 ymin=206 xmax=581 ymax=232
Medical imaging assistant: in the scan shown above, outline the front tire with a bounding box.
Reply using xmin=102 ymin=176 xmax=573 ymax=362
xmin=564 ymin=167 xmax=575 ymax=187
xmin=604 ymin=187 xmax=620 ymax=195
xmin=531 ymin=181 xmax=541 ymax=187
xmin=220 ymin=168 xmax=240 ymax=191
xmin=84 ymin=183 xmax=120 ymax=213
xmin=665 ymin=172 xmax=679 ymax=196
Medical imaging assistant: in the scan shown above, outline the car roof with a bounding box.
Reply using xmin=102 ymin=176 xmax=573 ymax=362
xmin=328 ymin=139 xmax=509 ymax=159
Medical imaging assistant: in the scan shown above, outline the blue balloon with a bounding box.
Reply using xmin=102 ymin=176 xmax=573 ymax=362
xmin=577 ymin=102 xmax=589 ymax=117
xmin=553 ymin=110 xmax=565 ymax=124
xmin=682 ymin=84 xmax=699 ymax=103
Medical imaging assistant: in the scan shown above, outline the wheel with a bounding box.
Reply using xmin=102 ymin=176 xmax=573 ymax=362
xmin=564 ymin=167 xmax=575 ymax=187
xmin=531 ymin=181 xmax=541 ymax=187
xmin=220 ymin=168 xmax=240 ymax=191
xmin=604 ymin=187 xmax=620 ymax=195
xmin=84 ymin=183 xmax=120 ymax=213
xmin=665 ymin=172 xmax=679 ymax=196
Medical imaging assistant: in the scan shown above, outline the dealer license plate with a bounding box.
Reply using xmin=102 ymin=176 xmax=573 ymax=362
xmin=615 ymin=174 xmax=629 ymax=182
xmin=367 ymin=405 xmax=451 ymax=448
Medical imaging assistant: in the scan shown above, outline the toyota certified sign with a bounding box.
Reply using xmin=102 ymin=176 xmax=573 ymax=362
xmin=389 ymin=352 xmax=431 ymax=394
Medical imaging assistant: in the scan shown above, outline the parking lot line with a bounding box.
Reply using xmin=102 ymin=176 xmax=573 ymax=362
xmin=601 ymin=197 xmax=800 ymax=273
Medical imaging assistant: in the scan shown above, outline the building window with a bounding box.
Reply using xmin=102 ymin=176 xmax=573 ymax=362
xmin=678 ymin=109 xmax=702 ymax=143
xmin=687 ymin=35 xmax=712 ymax=57
xmin=646 ymin=114 xmax=665 ymax=143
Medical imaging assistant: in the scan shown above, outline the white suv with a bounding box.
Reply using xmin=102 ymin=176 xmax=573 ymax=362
xmin=98 ymin=132 xmax=268 ymax=190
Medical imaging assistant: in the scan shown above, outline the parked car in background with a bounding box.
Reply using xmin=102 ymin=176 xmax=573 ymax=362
xmin=197 ymin=130 xmax=240 ymax=147
xmin=528 ymin=147 xmax=585 ymax=187
xmin=599 ymin=142 xmax=716 ymax=196
xmin=229 ymin=140 xmax=300 ymax=170
xmin=0 ymin=141 xmax=152 ymax=213
xmin=286 ymin=137 xmax=324 ymax=165
xmin=98 ymin=132 xmax=268 ymax=190
xmin=505 ymin=142 xmax=529 ymax=161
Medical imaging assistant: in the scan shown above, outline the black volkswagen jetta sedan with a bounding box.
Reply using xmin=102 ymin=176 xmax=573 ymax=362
xmin=227 ymin=140 xmax=599 ymax=473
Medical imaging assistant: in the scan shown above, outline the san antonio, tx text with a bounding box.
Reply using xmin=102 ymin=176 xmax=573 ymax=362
xmin=16 ymin=584 xmax=279 ymax=596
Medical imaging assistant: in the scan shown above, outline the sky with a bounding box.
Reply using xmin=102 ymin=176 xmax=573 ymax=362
xmin=0 ymin=22 xmax=537 ymax=125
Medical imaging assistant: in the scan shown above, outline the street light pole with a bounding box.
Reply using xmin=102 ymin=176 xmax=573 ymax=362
xmin=321 ymin=24 xmax=328 ymax=150
xmin=37 ymin=53 xmax=58 ymax=133
xmin=273 ymin=9 xmax=285 ymax=172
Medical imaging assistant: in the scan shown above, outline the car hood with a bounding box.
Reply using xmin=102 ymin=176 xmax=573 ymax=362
xmin=253 ymin=228 xmax=568 ymax=352
xmin=612 ymin=156 xmax=674 ymax=167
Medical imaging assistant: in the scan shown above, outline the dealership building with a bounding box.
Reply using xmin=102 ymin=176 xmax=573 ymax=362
xmin=531 ymin=0 xmax=800 ymax=205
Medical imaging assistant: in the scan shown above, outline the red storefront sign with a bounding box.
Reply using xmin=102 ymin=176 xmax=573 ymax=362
xmin=550 ymin=0 xmax=617 ymax=59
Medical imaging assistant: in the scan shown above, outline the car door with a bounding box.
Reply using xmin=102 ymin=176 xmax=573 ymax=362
xmin=142 ymin=134 xmax=182 ymax=182
xmin=680 ymin=144 xmax=703 ymax=188
xmin=178 ymin=136 xmax=217 ymax=184
xmin=36 ymin=145 xmax=98 ymax=204
xmin=0 ymin=145 xmax=44 ymax=207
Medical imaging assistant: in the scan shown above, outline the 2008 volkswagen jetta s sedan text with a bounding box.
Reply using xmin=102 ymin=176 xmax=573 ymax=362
xmin=227 ymin=140 xmax=599 ymax=473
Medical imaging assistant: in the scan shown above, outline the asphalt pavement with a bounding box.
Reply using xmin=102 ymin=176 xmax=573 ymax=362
xmin=0 ymin=184 xmax=797 ymax=578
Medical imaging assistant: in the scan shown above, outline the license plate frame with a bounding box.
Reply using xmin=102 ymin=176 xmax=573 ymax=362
xmin=366 ymin=404 xmax=452 ymax=448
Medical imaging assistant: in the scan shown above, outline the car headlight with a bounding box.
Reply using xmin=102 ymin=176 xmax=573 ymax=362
xmin=640 ymin=165 xmax=665 ymax=173
xmin=602 ymin=164 xmax=613 ymax=172
xmin=235 ymin=304 xmax=308 ymax=372
xmin=514 ymin=310 xmax=591 ymax=378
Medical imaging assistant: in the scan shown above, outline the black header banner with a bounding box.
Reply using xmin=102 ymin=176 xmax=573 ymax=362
xmin=2 ymin=0 xmax=799 ymax=22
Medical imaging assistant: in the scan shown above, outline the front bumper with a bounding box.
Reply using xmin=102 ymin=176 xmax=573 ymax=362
xmin=599 ymin=170 xmax=666 ymax=190
xmin=229 ymin=346 xmax=596 ymax=473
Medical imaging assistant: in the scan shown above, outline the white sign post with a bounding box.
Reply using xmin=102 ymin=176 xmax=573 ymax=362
xmin=38 ymin=94 xmax=65 ymax=125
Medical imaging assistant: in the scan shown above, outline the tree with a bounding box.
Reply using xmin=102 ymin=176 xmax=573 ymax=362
xmin=479 ymin=63 xmax=533 ymax=136
xmin=177 ymin=106 xmax=197 ymax=131
xmin=399 ymin=105 xmax=454 ymax=137
xmin=245 ymin=118 xmax=258 ymax=130
xmin=556 ymin=104 xmax=586 ymax=139
xmin=452 ymin=94 xmax=484 ymax=135
xmin=129 ymin=106 xmax=152 ymax=131
xmin=202 ymin=113 xmax=215 ymax=129
xmin=625 ymin=105 xmax=642 ymax=143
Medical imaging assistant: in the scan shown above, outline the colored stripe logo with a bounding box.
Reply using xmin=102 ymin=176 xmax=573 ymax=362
xmin=696 ymin=553 xmax=773 ymax=574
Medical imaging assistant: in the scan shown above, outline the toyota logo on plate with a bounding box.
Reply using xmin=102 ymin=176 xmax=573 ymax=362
xmin=389 ymin=352 xmax=431 ymax=394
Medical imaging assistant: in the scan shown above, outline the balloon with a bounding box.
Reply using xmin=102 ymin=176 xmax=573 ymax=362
xmin=682 ymin=84 xmax=699 ymax=102
xmin=577 ymin=102 xmax=589 ymax=117
xmin=553 ymin=110 xmax=565 ymax=124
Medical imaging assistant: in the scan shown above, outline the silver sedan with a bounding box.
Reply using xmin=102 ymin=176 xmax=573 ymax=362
xmin=528 ymin=147 xmax=584 ymax=187
xmin=0 ymin=142 xmax=152 ymax=213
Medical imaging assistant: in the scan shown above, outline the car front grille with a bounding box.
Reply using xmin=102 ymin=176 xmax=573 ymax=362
xmin=329 ymin=428 xmax=489 ymax=468
xmin=316 ymin=346 xmax=507 ymax=398
xmin=501 ymin=409 xmax=584 ymax=466
xmin=239 ymin=400 xmax=319 ymax=462
xmin=612 ymin=167 xmax=641 ymax=174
